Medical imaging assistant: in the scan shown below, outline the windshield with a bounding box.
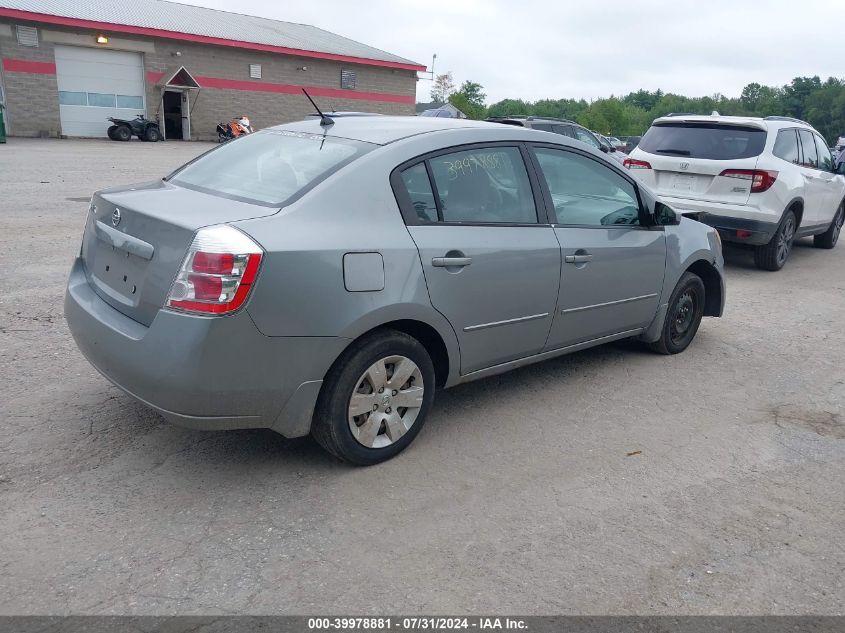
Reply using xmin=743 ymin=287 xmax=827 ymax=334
xmin=638 ymin=123 xmax=766 ymax=160
xmin=170 ymin=130 xmax=373 ymax=205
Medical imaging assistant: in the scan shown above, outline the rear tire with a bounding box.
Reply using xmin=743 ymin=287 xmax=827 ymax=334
xmin=312 ymin=329 xmax=435 ymax=466
xmin=113 ymin=125 xmax=132 ymax=142
xmin=755 ymin=209 xmax=796 ymax=271
xmin=649 ymin=272 xmax=705 ymax=355
xmin=143 ymin=126 xmax=162 ymax=142
xmin=106 ymin=125 xmax=119 ymax=140
xmin=813 ymin=204 xmax=844 ymax=249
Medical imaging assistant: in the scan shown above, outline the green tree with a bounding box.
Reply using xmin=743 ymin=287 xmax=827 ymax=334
xmin=457 ymin=80 xmax=486 ymax=108
xmin=448 ymin=92 xmax=486 ymax=120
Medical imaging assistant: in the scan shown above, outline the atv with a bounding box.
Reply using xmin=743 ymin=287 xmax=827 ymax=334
xmin=107 ymin=115 xmax=162 ymax=142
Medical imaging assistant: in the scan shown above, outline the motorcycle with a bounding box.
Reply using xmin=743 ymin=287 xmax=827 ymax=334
xmin=107 ymin=115 xmax=162 ymax=142
xmin=216 ymin=115 xmax=253 ymax=142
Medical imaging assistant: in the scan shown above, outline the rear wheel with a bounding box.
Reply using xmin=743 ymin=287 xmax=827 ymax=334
xmin=755 ymin=209 xmax=796 ymax=271
xmin=143 ymin=126 xmax=162 ymax=142
xmin=312 ymin=330 xmax=435 ymax=465
xmin=649 ymin=272 xmax=705 ymax=355
xmin=106 ymin=125 xmax=119 ymax=140
xmin=813 ymin=204 xmax=844 ymax=249
xmin=113 ymin=125 xmax=132 ymax=142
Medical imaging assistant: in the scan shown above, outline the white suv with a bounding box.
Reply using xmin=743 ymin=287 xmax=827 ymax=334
xmin=625 ymin=114 xmax=845 ymax=270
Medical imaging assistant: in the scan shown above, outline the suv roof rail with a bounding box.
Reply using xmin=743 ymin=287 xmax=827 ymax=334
xmin=763 ymin=115 xmax=812 ymax=127
xmin=487 ymin=115 xmax=578 ymax=124
xmin=664 ymin=112 xmax=701 ymax=117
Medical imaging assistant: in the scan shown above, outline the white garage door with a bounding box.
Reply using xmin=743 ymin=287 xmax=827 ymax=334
xmin=54 ymin=46 xmax=146 ymax=138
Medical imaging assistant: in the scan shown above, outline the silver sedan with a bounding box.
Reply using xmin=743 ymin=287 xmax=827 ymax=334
xmin=66 ymin=116 xmax=725 ymax=465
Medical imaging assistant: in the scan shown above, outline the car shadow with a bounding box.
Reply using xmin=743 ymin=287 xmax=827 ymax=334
xmin=722 ymin=238 xmax=819 ymax=271
xmin=89 ymin=335 xmax=655 ymax=475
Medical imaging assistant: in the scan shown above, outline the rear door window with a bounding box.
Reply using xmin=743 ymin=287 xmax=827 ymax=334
xmin=638 ymin=123 xmax=767 ymax=159
xmin=814 ymin=134 xmax=833 ymax=171
xmin=532 ymin=123 xmax=553 ymax=132
xmin=552 ymin=124 xmax=575 ymax=138
xmin=773 ymin=129 xmax=800 ymax=164
xmin=170 ymin=130 xmax=372 ymax=205
xmin=427 ymin=147 xmax=538 ymax=224
xmin=798 ymin=130 xmax=818 ymax=168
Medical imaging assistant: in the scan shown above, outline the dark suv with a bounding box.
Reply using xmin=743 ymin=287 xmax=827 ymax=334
xmin=486 ymin=116 xmax=617 ymax=157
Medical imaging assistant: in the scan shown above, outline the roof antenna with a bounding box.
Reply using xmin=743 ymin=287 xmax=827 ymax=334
xmin=302 ymin=88 xmax=334 ymax=127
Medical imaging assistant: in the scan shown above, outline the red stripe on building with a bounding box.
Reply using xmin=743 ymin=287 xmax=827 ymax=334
xmin=2 ymin=58 xmax=57 ymax=74
xmin=0 ymin=8 xmax=426 ymax=72
xmin=146 ymin=71 xmax=415 ymax=105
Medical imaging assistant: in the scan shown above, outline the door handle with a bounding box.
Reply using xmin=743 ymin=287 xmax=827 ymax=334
xmin=565 ymin=253 xmax=593 ymax=264
xmin=432 ymin=257 xmax=472 ymax=267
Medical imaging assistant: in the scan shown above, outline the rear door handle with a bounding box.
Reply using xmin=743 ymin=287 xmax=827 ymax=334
xmin=564 ymin=253 xmax=593 ymax=264
xmin=432 ymin=257 xmax=472 ymax=267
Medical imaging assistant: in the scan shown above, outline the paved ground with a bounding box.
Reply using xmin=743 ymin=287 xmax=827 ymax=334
xmin=1 ymin=137 xmax=844 ymax=615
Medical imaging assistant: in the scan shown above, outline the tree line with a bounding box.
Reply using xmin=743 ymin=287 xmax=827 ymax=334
xmin=430 ymin=73 xmax=845 ymax=143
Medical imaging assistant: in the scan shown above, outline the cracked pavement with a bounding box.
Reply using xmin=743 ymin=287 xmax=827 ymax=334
xmin=0 ymin=138 xmax=844 ymax=615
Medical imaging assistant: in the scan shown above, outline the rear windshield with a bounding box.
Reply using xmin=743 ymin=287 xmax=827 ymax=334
xmin=170 ymin=130 xmax=373 ymax=205
xmin=638 ymin=123 xmax=766 ymax=160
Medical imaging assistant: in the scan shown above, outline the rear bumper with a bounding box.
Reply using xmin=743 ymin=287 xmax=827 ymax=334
xmin=662 ymin=196 xmax=779 ymax=245
xmin=65 ymin=258 xmax=349 ymax=437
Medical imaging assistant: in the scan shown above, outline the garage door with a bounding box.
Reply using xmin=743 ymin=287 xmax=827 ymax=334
xmin=54 ymin=46 xmax=146 ymax=138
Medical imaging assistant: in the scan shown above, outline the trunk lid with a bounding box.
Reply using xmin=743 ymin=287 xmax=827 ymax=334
xmin=80 ymin=180 xmax=277 ymax=326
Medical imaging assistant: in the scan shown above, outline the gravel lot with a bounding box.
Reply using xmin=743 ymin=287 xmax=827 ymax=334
xmin=1 ymin=137 xmax=844 ymax=615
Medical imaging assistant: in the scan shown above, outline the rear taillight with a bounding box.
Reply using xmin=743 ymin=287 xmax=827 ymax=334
xmin=719 ymin=169 xmax=778 ymax=193
xmin=166 ymin=225 xmax=263 ymax=315
xmin=623 ymin=158 xmax=652 ymax=170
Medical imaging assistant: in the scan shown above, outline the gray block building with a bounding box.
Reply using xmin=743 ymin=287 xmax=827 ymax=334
xmin=0 ymin=0 xmax=423 ymax=140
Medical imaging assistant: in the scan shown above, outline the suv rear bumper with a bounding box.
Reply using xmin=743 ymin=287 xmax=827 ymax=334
xmin=65 ymin=258 xmax=349 ymax=437
xmin=661 ymin=196 xmax=779 ymax=245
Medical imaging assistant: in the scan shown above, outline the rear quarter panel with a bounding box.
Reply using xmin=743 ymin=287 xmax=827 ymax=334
xmin=234 ymin=136 xmax=464 ymax=382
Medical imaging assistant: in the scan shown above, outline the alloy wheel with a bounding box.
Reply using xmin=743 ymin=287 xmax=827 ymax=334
xmin=347 ymin=355 xmax=425 ymax=449
xmin=833 ymin=208 xmax=844 ymax=245
xmin=776 ymin=216 xmax=796 ymax=266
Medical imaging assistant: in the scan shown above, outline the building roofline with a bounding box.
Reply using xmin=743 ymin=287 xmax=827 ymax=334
xmin=0 ymin=7 xmax=427 ymax=72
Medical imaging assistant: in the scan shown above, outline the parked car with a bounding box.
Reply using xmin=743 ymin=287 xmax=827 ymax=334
xmin=593 ymin=132 xmax=626 ymax=164
xmin=486 ymin=116 xmax=616 ymax=157
xmin=617 ymin=135 xmax=642 ymax=154
xmin=65 ymin=117 xmax=725 ymax=465
xmin=606 ymin=136 xmax=625 ymax=150
xmin=625 ymin=114 xmax=845 ymax=270
xmin=419 ymin=105 xmax=466 ymax=119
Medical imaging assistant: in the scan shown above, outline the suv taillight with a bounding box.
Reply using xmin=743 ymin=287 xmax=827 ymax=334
xmin=166 ymin=225 xmax=263 ymax=315
xmin=719 ymin=169 xmax=778 ymax=193
xmin=623 ymin=158 xmax=652 ymax=170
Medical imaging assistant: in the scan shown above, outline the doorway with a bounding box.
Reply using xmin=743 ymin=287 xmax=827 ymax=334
xmin=162 ymin=90 xmax=189 ymax=140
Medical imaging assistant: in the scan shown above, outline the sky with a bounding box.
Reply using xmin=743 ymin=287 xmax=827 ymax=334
xmin=175 ymin=0 xmax=843 ymax=104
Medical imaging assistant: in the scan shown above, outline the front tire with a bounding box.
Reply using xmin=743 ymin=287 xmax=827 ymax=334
xmin=813 ymin=204 xmax=844 ymax=249
xmin=754 ymin=209 xmax=796 ymax=271
xmin=649 ymin=272 xmax=705 ymax=355
xmin=143 ymin=126 xmax=162 ymax=142
xmin=312 ymin=330 xmax=435 ymax=465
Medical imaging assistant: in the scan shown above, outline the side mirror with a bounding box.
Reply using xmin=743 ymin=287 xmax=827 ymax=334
xmin=599 ymin=145 xmax=609 ymax=153
xmin=654 ymin=201 xmax=681 ymax=226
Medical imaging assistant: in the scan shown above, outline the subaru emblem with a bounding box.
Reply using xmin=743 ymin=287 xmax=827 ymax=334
xmin=680 ymin=162 xmax=690 ymax=171
xmin=111 ymin=208 xmax=121 ymax=227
